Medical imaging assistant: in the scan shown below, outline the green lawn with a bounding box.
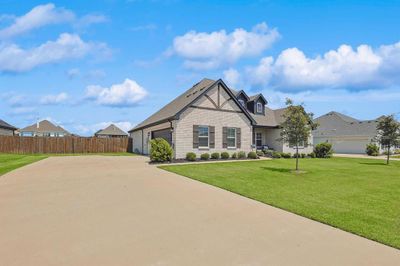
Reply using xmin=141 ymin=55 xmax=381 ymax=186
xmin=0 ymin=152 xmax=136 ymax=176
xmin=0 ymin=154 xmax=47 ymax=176
xmin=160 ymin=158 xmax=400 ymax=249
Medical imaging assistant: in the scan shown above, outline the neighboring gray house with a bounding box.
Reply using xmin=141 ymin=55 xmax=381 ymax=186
xmin=129 ymin=78 xmax=313 ymax=159
xmin=95 ymin=124 xmax=128 ymax=138
xmin=18 ymin=120 xmax=70 ymax=137
xmin=313 ymin=111 xmax=382 ymax=154
xmin=0 ymin=119 xmax=17 ymax=136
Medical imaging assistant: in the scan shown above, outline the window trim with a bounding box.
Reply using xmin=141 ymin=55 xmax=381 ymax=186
xmin=256 ymin=102 xmax=263 ymax=113
xmin=227 ymin=127 xmax=237 ymax=149
xmin=238 ymin=99 xmax=245 ymax=107
xmin=198 ymin=125 xmax=209 ymax=149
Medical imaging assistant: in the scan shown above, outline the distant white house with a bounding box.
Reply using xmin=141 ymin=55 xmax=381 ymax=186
xmin=18 ymin=120 xmax=70 ymax=137
xmin=0 ymin=119 xmax=17 ymax=136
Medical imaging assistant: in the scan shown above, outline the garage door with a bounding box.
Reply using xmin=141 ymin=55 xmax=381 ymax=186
xmin=315 ymin=137 xmax=370 ymax=154
xmin=152 ymin=128 xmax=172 ymax=145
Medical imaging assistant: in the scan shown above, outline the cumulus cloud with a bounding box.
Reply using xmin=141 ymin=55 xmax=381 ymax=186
xmin=0 ymin=3 xmax=75 ymax=39
xmin=74 ymin=14 xmax=108 ymax=29
xmin=40 ymin=92 xmax=69 ymax=105
xmin=0 ymin=33 xmax=110 ymax=72
xmin=85 ymin=78 xmax=148 ymax=107
xmin=223 ymin=68 xmax=241 ymax=88
xmin=245 ymin=42 xmax=400 ymax=90
xmin=171 ymin=22 xmax=279 ymax=70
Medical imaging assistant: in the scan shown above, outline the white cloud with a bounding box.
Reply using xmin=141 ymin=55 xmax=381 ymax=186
xmin=0 ymin=3 xmax=75 ymax=39
xmin=245 ymin=42 xmax=400 ymax=90
xmin=0 ymin=33 xmax=110 ymax=72
xmin=171 ymin=22 xmax=279 ymax=70
xmin=85 ymin=78 xmax=148 ymax=107
xmin=223 ymin=68 xmax=241 ymax=88
xmin=74 ymin=14 xmax=108 ymax=29
xmin=40 ymin=92 xmax=69 ymax=105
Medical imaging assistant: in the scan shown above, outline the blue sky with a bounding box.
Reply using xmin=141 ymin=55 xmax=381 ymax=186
xmin=1 ymin=0 xmax=399 ymax=135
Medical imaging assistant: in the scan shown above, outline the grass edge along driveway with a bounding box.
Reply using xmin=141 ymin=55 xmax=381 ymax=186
xmin=160 ymin=157 xmax=400 ymax=249
xmin=0 ymin=153 xmax=135 ymax=176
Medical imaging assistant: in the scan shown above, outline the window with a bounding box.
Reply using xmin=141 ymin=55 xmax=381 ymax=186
xmin=238 ymin=99 xmax=245 ymax=107
xmin=227 ymin=128 xmax=236 ymax=148
xmin=256 ymin=133 xmax=262 ymax=147
xmin=256 ymin=102 xmax=263 ymax=113
xmin=198 ymin=126 xmax=209 ymax=148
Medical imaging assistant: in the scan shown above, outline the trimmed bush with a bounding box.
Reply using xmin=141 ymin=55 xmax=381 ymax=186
xmin=256 ymin=151 xmax=264 ymax=157
xmin=247 ymin=151 xmax=258 ymax=159
xmin=395 ymin=149 xmax=400 ymax=154
xmin=200 ymin=153 xmax=210 ymax=160
xmin=301 ymin=153 xmax=306 ymax=158
xmin=237 ymin=151 xmax=246 ymax=159
xmin=272 ymin=151 xmax=281 ymax=158
xmin=263 ymin=149 xmax=274 ymax=157
xmin=281 ymin=152 xmax=291 ymax=158
xmin=366 ymin=143 xmax=379 ymax=156
xmin=314 ymin=143 xmax=333 ymax=158
xmin=292 ymin=153 xmax=300 ymax=158
xmin=221 ymin=152 xmax=230 ymax=159
xmin=231 ymin=152 xmax=237 ymax=159
xmin=149 ymin=138 xmax=173 ymax=162
xmin=211 ymin=152 xmax=220 ymax=159
xmin=186 ymin=152 xmax=196 ymax=161
xmin=308 ymin=152 xmax=316 ymax=158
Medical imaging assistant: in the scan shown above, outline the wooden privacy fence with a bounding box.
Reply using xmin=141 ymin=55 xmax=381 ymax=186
xmin=0 ymin=136 xmax=132 ymax=154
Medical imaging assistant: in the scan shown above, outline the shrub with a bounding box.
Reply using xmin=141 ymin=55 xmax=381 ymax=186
xmin=149 ymin=138 xmax=173 ymax=162
xmin=186 ymin=152 xmax=196 ymax=161
xmin=281 ymin=152 xmax=291 ymax=158
xmin=231 ymin=152 xmax=237 ymax=159
xmin=237 ymin=151 xmax=246 ymax=159
xmin=292 ymin=153 xmax=300 ymax=158
xmin=256 ymin=151 xmax=264 ymax=157
xmin=211 ymin=152 xmax=220 ymax=159
xmin=308 ymin=152 xmax=316 ymax=158
xmin=272 ymin=151 xmax=281 ymax=158
xmin=247 ymin=151 xmax=258 ymax=159
xmin=200 ymin=153 xmax=210 ymax=160
xmin=314 ymin=143 xmax=333 ymax=158
xmin=263 ymin=149 xmax=274 ymax=157
xmin=366 ymin=143 xmax=379 ymax=156
xmin=221 ymin=152 xmax=230 ymax=159
xmin=395 ymin=149 xmax=400 ymax=154
xmin=301 ymin=153 xmax=306 ymax=158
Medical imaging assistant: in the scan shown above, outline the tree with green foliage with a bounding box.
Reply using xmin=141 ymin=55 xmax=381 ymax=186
xmin=375 ymin=115 xmax=400 ymax=165
xmin=279 ymin=99 xmax=318 ymax=171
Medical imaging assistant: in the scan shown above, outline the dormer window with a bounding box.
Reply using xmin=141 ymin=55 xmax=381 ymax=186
xmin=238 ymin=99 xmax=245 ymax=107
xmin=256 ymin=102 xmax=263 ymax=113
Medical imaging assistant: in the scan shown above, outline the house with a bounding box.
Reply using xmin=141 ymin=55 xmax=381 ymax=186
xmin=94 ymin=124 xmax=128 ymax=138
xmin=18 ymin=120 xmax=70 ymax=137
xmin=313 ymin=111 xmax=382 ymax=154
xmin=0 ymin=119 xmax=17 ymax=136
xmin=129 ymin=78 xmax=313 ymax=159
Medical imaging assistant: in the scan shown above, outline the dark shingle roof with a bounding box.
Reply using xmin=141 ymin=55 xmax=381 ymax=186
xmin=313 ymin=112 xmax=378 ymax=137
xmin=95 ymin=124 xmax=128 ymax=136
xmin=0 ymin=119 xmax=17 ymax=130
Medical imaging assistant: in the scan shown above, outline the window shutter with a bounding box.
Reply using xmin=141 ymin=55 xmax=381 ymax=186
xmin=222 ymin=127 xmax=227 ymax=148
xmin=236 ymin=128 xmax=241 ymax=148
xmin=209 ymin=126 xmax=215 ymax=148
xmin=193 ymin=125 xmax=199 ymax=148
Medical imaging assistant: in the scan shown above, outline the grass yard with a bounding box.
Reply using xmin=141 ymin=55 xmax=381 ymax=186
xmin=0 ymin=154 xmax=47 ymax=176
xmin=0 ymin=152 xmax=135 ymax=176
xmin=160 ymin=157 xmax=400 ymax=249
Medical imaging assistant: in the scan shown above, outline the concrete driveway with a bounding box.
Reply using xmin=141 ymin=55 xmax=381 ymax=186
xmin=0 ymin=156 xmax=399 ymax=266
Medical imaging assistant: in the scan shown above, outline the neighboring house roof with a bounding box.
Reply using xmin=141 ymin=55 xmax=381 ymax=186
xmin=19 ymin=120 xmax=70 ymax=134
xmin=313 ymin=111 xmax=379 ymax=138
xmin=0 ymin=119 xmax=17 ymax=130
xmin=95 ymin=124 xmax=128 ymax=136
xmin=129 ymin=78 xmax=256 ymax=132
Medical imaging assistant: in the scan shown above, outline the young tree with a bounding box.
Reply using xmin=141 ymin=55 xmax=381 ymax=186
xmin=375 ymin=115 xmax=400 ymax=165
xmin=279 ymin=99 xmax=318 ymax=171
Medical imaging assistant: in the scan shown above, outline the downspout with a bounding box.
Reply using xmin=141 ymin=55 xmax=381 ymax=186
xmin=169 ymin=120 xmax=175 ymax=159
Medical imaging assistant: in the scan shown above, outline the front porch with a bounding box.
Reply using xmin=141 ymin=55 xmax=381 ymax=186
xmin=253 ymin=126 xmax=281 ymax=151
